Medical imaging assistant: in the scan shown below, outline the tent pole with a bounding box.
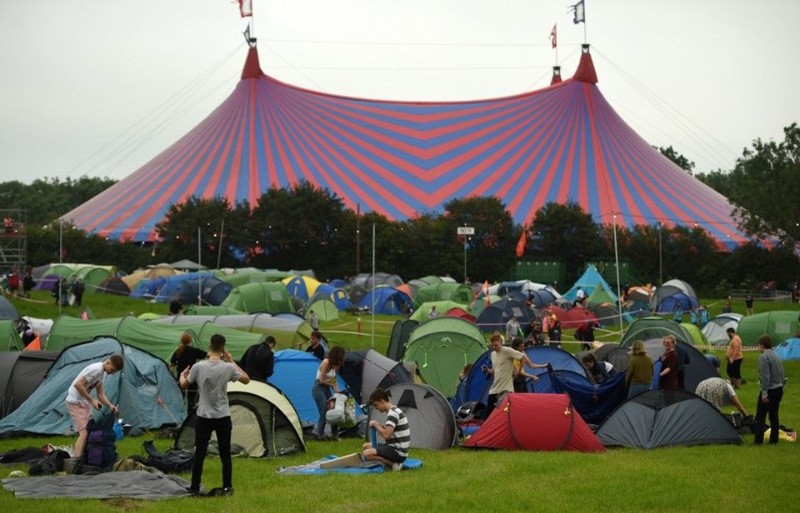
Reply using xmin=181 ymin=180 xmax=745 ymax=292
xmin=371 ymin=223 xmax=376 ymax=349
xmin=217 ymin=220 xmax=224 ymax=269
xmin=613 ymin=213 xmax=622 ymax=328
xmin=197 ymin=227 xmax=202 ymax=306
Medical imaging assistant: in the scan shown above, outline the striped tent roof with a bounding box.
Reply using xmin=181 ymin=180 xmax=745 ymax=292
xmin=62 ymin=44 xmax=746 ymax=248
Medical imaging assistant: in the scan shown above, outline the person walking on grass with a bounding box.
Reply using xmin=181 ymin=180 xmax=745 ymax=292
xmin=753 ymin=335 xmax=785 ymax=445
xmin=180 ymin=334 xmax=249 ymax=497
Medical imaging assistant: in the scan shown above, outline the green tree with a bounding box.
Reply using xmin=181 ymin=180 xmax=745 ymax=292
xmin=528 ymin=202 xmax=604 ymax=282
xmin=726 ymin=123 xmax=800 ymax=247
xmin=247 ymin=182 xmax=348 ymax=279
xmin=658 ymin=145 xmax=695 ymax=175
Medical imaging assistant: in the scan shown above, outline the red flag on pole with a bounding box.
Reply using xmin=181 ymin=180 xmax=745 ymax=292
xmin=550 ymin=24 xmax=557 ymax=48
xmin=239 ymin=0 xmax=253 ymax=17
xmin=515 ymin=228 xmax=527 ymax=258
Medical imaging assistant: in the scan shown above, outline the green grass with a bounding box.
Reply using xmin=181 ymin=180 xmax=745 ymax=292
xmin=1 ymin=294 xmax=799 ymax=511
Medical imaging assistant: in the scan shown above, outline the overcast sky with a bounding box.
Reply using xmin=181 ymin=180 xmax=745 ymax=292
xmin=1 ymin=0 xmax=798 ymax=185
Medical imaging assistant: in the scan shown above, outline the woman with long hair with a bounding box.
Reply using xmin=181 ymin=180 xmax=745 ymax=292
xmin=311 ymin=345 xmax=345 ymax=440
xmin=169 ymin=332 xmax=207 ymax=412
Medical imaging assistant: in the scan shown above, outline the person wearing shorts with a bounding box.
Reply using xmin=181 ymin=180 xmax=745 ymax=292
xmin=65 ymin=355 xmax=124 ymax=458
xmin=362 ymin=388 xmax=410 ymax=471
xmin=726 ymin=328 xmax=743 ymax=389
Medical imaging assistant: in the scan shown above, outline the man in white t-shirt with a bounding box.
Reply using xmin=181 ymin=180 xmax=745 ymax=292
xmin=64 ymin=355 xmax=124 ymax=458
xmin=484 ymin=333 xmax=548 ymax=412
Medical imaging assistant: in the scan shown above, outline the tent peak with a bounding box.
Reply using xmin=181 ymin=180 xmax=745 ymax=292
xmin=550 ymin=66 xmax=562 ymax=85
xmin=242 ymin=45 xmax=264 ymax=79
xmin=573 ymin=44 xmax=598 ymax=84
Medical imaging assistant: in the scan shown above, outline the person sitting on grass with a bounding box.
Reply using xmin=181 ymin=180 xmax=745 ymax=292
xmin=362 ymin=388 xmax=410 ymax=471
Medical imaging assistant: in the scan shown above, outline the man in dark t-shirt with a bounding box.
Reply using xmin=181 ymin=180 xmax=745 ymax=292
xmin=240 ymin=336 xmax=275 ymax=382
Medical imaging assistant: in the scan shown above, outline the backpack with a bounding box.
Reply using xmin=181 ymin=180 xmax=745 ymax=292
xmin=29 ymin=449 xmax=70 ymax=476
xmin=84 ymin=414 xmax=117 ymax=470
xmin=142 ymin=440 xmax=194 ymax=473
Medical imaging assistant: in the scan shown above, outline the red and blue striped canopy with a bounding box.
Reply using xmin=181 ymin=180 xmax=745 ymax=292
xmin=62 ymin=45 xmax=746 ymax=248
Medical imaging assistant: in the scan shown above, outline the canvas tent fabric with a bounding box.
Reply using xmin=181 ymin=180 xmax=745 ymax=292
xmin=0 ymin=320 xmax=24 ymax=351
xmin=563 ymin=265 xmax=618 ymax=303
xmin=152 ymin=313 xmax=311 ymax=348
xmin=367 ymin=383 xmax=457 ymax=450
xmin=413 ymin=283 xmax=473 ymax=307
xmin=736 ymin=311 xmax=800 ymax=346
xmin=475 ymin=298 xmax=538 ymax=333
xmin=596 ymin=389 xmax=741 ymax=449
xmin=120 ymin=264 xmax=180 ymax=290
xmin=353 ymin=273 xmax=404 ymax=290
xmin=307 ymin=284 xmax=351 ymax=311
xmin=536 ymin=370 xmax=627 ymax=425
xmin=46 ymin=315 xmax=268 ymax=362
xmin=775 ymin=338 xmax=800 ymax=360
xmin=403 ymin=317 xmax=488 ymax=398
xmin=387 ymin=319 xmax=419 ymax=362
xmin=464 ymin=393 xmax=605 ymax=452
xmin=619 ymin=317 xmax=697 ymax=348
xmin=282 ymin=275 xmax=322 ymax=302
xmin=0 ymin=351 xmax=59 ymax=419
xmin=175 ymin=380 xmax=305 ymax=458
xmin=96 ymin=277 xmax=131 ymax=295
xmin=409 ymin=300 xmax=465 ymax=322
xmin=548 ymin=305 xmax=600 ymax=329
xmin=61 ymin=45 xmax=748 ymax=248
xmin=339 ymin=349 xmax=413 ymax=405
xmin=268 ymin=349 xmax=350 ymax=425
xmin=701 ymin=313 xmax=743 ymax=345
xmin=153 ymin=272 xmax=215 ymax=303
xmin=304 ymin=298 xmax=340 ymax=321
xmin=680 ymin=322 xmax=709 ymax=346
xmin=222 ymin=281 xmax=294 ymax=314
xmin=613 ymin=337 xmax=716 ymax=392
xmin=655 ymin=292 xmax=699 ymax=314
xmin=0 ymin=297 xmax=18 ymax=321
xmin=356 ymin=286 xmax=413 ymax=315
xmin=0 ymin=337 xmax=186 ymax=436
xmin=450 ymin=346 xmax=585 ymax=412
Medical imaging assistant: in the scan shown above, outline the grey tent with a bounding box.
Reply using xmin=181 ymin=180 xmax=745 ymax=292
xmin=0 ymin=337 xmax=186 ymax=436
xmin=367 ymin=383 xmax=457 ymax=450
xmin=387 ymin=319 xmax=419 ymax=361
xmin=0 ymin=351 xmax=59 ymax=419
xmin=339 ymin=349 xmax=413 ymax=405
xmin=0 ymin=296 xmax=18 ymax=321
xmin=175 ymin=380 xmax=305 ymax=458
xmin=596 ymin=389 xmax=741 ymax=449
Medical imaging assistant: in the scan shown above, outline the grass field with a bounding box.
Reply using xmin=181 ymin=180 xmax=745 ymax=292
xmin=2 ymin=292 xmax=799 ymax=512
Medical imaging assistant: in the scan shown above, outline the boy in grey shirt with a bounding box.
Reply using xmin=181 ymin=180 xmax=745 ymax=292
xmin=753 ymin=335 xmax=785 ymax=445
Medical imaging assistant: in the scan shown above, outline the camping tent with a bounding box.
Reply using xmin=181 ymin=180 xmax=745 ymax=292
xmin=413 ymin=283 xmax=473 ymax=307
xmin=563 ymin=265 xmax=618 ymax=303
xmin=170 ymin=259 xmax=207 ymax=271
xmin=475 ymin=298 xmax=537 ymax=333
xmin=403 ymin=317 xmax=488 ymax=398
xmin=534 ymin=370 xmax=627 ymax=425
xmin=356 ymin=286 xmax=413 ymax=315
xmin=409 ymin=300 xmax=465 ymax=322
xmin=612 ymin=337 xmax=716 ymax=392
xmin=151 ymin=313 xmax=311 ymax=348
xmin=0 ymin=297 xmax=19 ymax=321
xmin=46 ymin=315 xmax=268 ymax=362
xmin=174 ymin=276 xmax=232 ymax=306
xmin=701 ymin=313 xmax=742 ymax=345
xmin=679 ymin=322 xmax=709 ymax=346
xmin=619 ymin=317 xmax=697 ymax=348
xmin=96 ymin=277 xmax=131 ymax=295
xmin=387 ymin=319 xmax=419 ymax=362
xmin=352 ymin=273 xmax=404 ymax=290
xmin=367 ymin=383 xmax=457 ymax=450
xmin=548 ymin=305 xmax=601 ymax=329
xmin=120 ymin=264 xmax=180 ymax=290
xmin=153 ymin=272 xmax=215 ymax=303
xmin=464 ymin=393 xmax=605 ymax=452
xmin=596 ymin=389 xmax=741 ymax=449
xmin=175 ymin=380 xmax=305 ymax=458
xmin=307 ymin=284 xmax=351 ymax=311
xmin=0 ymin=351 xmax=59 ymax=419
xmin=450 ymin=345 xmax=585 ymax=412
xmin=304 ymin=298 xmax=340 ymax=321
xmin=268 ymin=349 xmax=350 ymax=425
xmin=0 ymin=337 xmax=186 ymax=436
xmin=339 ymin=349 xmax=413 ymax=405
xmin=0 ymin=320 xmax=24 ymax=351
xmin=282 ymin=275 xmax=322 ymax=302
xmin=221 ymin=282 xmax=294 ymax=314
xmin=736 ymin=311 xmax=800 ymax=346
xmin=775 ymin=338 xmax=800 ymax=360
xmin=651 ymin=279 xmax=698 ymax=312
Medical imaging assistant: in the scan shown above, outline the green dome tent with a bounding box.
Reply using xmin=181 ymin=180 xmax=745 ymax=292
xmin=679 ymin=322 xmax=709 ymax=346
xmin=737 ymin=311 xmax=800 ymax=346
xmin=153 ymin=313 xmax=311 ymax=348
xmin=413 ymin=283 xmax=473 ymax=307
xmin=0 ymin=320 xmax=24 ymax=351
xmin=305 ymin=298 xmax=340 ymax=321
xmin=403 ymin=317 xmax=488 ymax=398
xmin=222 ymin=282 xmax=294 ymax=314
xmin=619 ymin=317 xmax=696 ymax=348
xmin=410 ymin=300 xmax=465 ymax=322
xmin=72 ymin=265 xmax=114 ymax=294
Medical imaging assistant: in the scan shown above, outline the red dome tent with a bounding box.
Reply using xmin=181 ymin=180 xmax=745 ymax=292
xmin=464 ymin=393 xmax=604 ymax=452
xmin=62 ymin=44 xmax=747 ymax=248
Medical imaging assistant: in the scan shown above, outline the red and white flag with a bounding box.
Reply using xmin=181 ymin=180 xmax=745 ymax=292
xmin=239 ymin=0 xmax=253 ymax=18
xmin=549 ymin=24 xmax=557 ymax=49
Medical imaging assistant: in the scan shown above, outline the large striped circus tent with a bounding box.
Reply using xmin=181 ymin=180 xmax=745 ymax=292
xmin=61 ymin=43 xmax=746 ymax=248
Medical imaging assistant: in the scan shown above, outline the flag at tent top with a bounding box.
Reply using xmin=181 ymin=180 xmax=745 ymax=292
xmin=239 ymin=0 xmax=252 ymax=17
xmin=572 ymin=0 xmax=586 ymax=24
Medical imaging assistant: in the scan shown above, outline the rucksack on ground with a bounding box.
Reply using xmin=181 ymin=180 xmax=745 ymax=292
xmin=83 ymin=413 xmax=117 ymax=470
xmin=142 ymin=440 xmax=193 ymax=473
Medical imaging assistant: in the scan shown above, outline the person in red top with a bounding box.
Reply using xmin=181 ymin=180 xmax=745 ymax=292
xmin=658 ymin=335 xmax=680 ymax=390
